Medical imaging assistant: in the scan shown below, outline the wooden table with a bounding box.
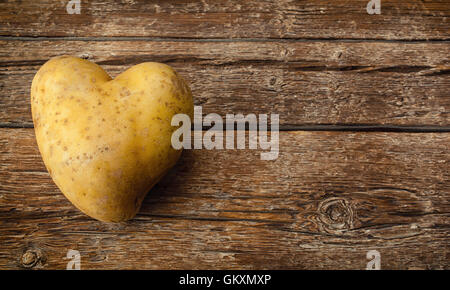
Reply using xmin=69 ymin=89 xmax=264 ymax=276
xmin=0 ymin=1 xmax=448 ymax=270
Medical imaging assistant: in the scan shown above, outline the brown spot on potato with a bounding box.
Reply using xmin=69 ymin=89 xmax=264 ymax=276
xmin=113 ymin=169 xmax=123 ymax=178
xmin=33 ymin=116 xmax=40 ymax=127
xmin=142 ymin=128 xmax=149 ymax=136
xmin=120 ymin=87 xmax=130 ymax=97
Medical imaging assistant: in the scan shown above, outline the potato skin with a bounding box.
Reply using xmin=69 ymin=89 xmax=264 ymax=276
xmin=31 ymin=56 xmax=193 ymax=222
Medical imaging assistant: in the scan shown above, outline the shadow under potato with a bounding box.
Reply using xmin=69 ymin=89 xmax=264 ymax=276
xmin=137 ymin=149 xmax=195 ymax=218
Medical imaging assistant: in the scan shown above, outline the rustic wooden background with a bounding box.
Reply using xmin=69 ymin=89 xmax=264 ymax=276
xmin=0 ymin=0 xmax=449 ymax=270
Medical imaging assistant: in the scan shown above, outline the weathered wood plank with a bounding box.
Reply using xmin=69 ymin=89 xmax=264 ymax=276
xmin=0 ymin=128 xmax=448 ymax=269
xmin=0 ymin=0 xmax=449 ymax=40
xmin=0 ymin=40 xmax=449 ymax=126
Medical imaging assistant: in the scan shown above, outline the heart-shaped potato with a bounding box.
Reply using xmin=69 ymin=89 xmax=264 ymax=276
xmin=31 ymin=56 xmax=193 ymax=222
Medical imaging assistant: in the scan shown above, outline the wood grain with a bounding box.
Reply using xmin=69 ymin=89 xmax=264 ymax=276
xmin=0 ymin=0 xmax=449 ymax=40
xmin=0 ymin=128 xmax=448 ymax=269
xmin=0 ymin=40 xmax=449 ymax=126
xmin=0 ymin=0 xmax=448 ymax=271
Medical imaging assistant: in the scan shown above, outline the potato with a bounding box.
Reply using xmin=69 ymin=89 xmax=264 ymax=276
xmin=31 ymin=56 xmax=194 ymax=222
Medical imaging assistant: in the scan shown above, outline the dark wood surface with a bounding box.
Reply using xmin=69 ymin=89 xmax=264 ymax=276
xmin=0 ymin=0 xmax=448 ymax=269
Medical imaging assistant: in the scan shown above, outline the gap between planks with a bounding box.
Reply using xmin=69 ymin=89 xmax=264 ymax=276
xmin=0 ymin=36 xmax=449 ymax=43
xmin=1 ymin=123 xmax=449 ymax=133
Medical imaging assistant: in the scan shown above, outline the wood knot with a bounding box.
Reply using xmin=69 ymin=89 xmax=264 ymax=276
xmin=318 ymin=197 xmax=354 ymax=234
xmin=21 ymin=249 xmax=46 ymax=269
xmin=78 ymin=53 xmax=92 ymax=60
